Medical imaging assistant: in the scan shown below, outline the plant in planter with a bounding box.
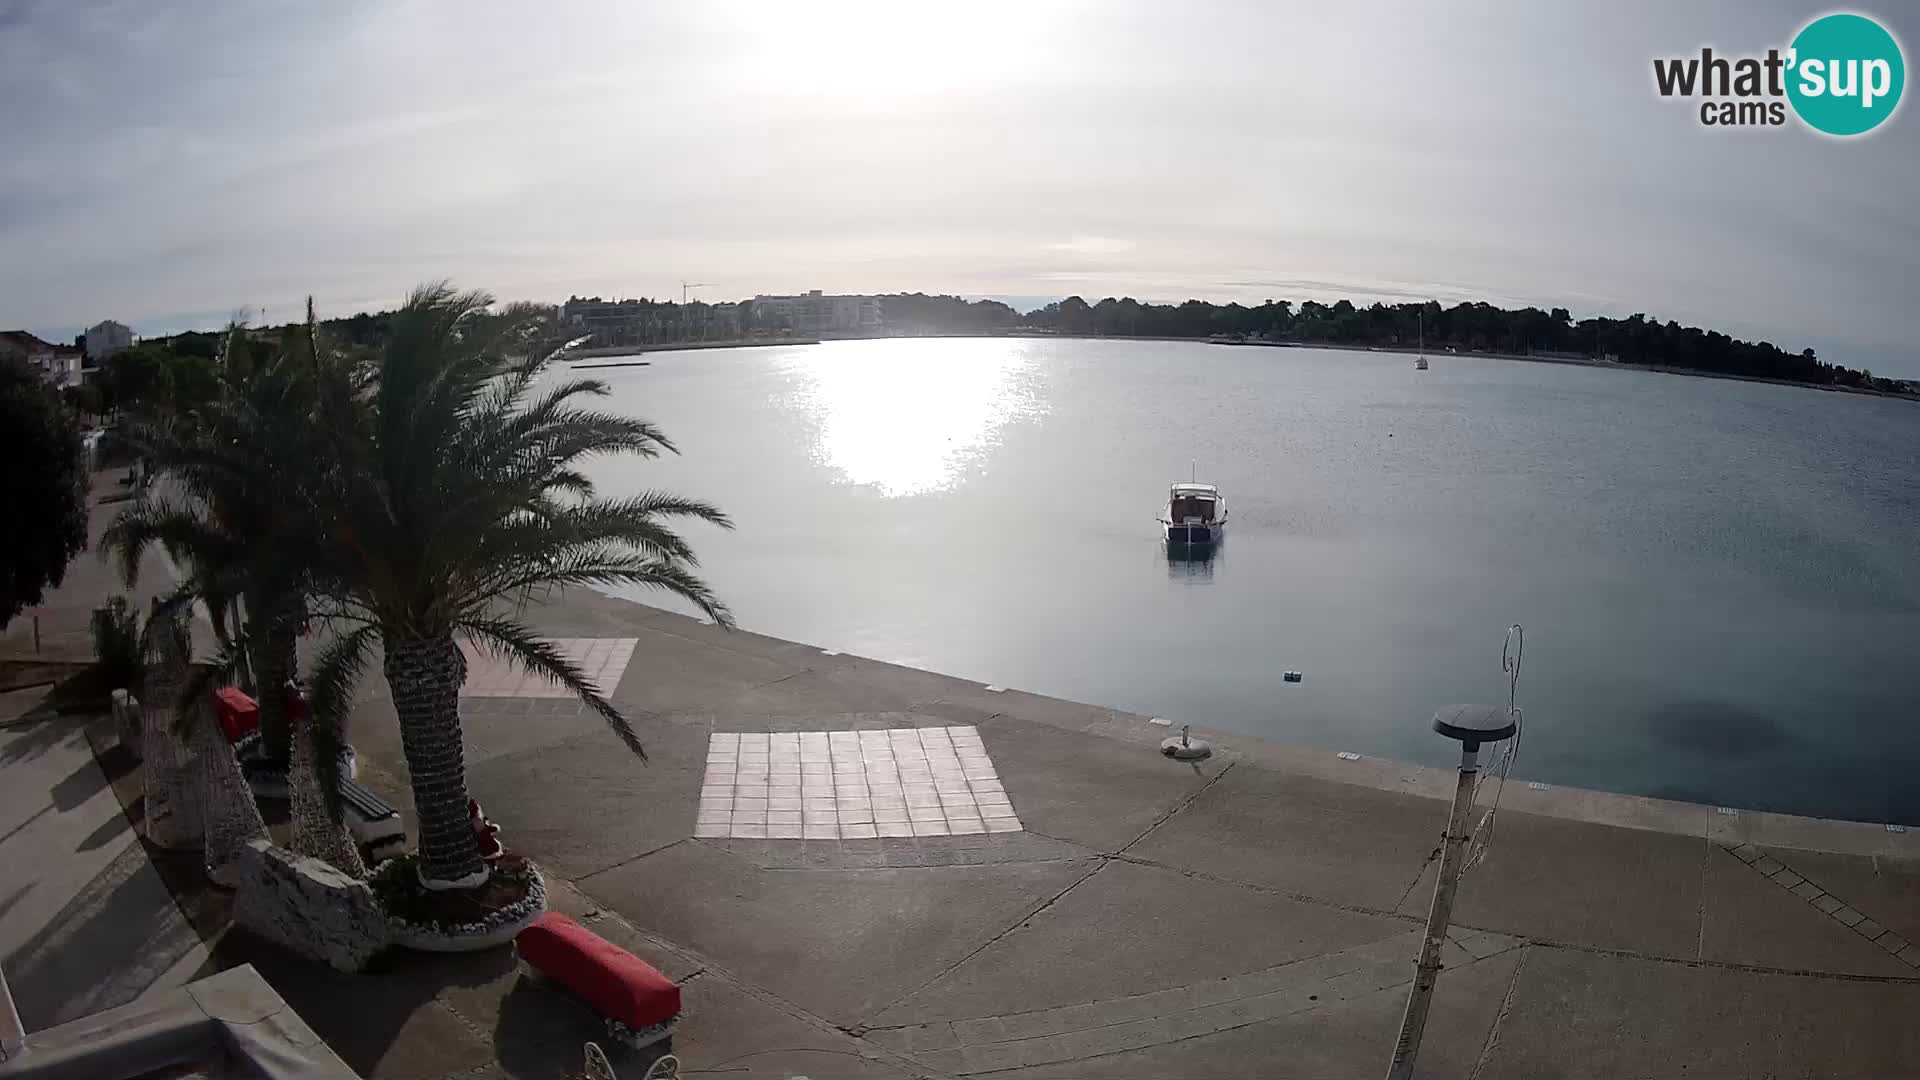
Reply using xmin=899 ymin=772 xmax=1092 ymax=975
xmin=368 ymin=852 xmax=547 ymax=951
xmin=91 ymin=596 xmax=146 ymax=753
xmin=303 ymin=283 xmax=733 ymax=894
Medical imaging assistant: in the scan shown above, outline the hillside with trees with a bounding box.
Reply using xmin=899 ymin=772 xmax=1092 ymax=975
xmin=1017 ymin=296 xmax=1900 ymax=392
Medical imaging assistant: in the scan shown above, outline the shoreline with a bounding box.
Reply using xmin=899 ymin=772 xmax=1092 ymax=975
xmin=590 ymin=590 xmax=1920 ymax=859
xmin=586 ymin=332 xmax=1919 ymax=402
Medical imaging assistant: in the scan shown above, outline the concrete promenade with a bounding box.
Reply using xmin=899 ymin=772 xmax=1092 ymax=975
xmin=319 ymin=586 xmax=1920 ymax=1079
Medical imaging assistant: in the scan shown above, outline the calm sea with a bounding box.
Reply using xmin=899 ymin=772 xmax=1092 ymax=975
xmin=581 ymin=338 xmax=1920 ymax=825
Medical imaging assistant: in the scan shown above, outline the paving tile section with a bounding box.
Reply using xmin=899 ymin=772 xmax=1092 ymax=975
xmin=457 ymin=636 xmax=636 ymax=698
xmin=865 ymin=928 xmax=1522 ymax=1074
xmin=1724 ymin=841 xmax=1920 ymax=971
xmin=697 ymin=727 xmax=1023 ymax=841
xmin=705 ymin=830 xmax=1092 ymax=870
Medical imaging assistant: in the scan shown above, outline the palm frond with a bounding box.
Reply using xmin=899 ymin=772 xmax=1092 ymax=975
xmin=305 ymin=623 xmax=381 ymax=820
xmin=460 ymin=616 xmax=646 ymax=761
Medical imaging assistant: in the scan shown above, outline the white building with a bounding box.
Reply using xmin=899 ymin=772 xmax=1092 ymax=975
xmin=0 ymin=332 xmax=88 ymax=388
xmin=84 ymin=319 xmax=133 ymax=363
xmin=749 ymin=291 xmax=883 ymax=334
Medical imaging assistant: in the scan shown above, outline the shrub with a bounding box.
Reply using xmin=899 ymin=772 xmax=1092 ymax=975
xmin=90 ymin=596 xmax=144 ymax=693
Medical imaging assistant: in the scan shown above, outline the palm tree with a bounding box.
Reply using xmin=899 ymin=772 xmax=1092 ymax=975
xmin=103 ymin=321 xmax=309 ymax=762
xmin=305 ymin=283 xmax=732 ymax=890
xmin=102 ymin=312 xmax=366 ymax=872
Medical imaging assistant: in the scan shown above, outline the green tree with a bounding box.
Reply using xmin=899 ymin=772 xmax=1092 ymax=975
xmin=62 ymin=382 xmax=104 ymax=421
xmin=305 ymin=283 xmax=734 ymax=889
xmin=107 ymin=345 xmax=176 ymax=411
xmin=0 ymin=357 xmax=90 ymax=627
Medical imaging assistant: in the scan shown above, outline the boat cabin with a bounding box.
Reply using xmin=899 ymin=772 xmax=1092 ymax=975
xmin=1168 ymin=483 xmax=1221 ymax=523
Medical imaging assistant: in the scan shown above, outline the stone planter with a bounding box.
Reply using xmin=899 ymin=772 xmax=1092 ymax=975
xmin=383 ymin=862 xmax=548 ymax=953
xmin=232 ymin=840 xmax=392 ymax=972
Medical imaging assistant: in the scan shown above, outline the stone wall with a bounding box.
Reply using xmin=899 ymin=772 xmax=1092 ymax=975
xmin=230 ymin=840 xmax=391 ymax=972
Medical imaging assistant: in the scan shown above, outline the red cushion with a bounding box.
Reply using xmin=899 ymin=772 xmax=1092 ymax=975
xmin=518 ymin=912 xmax=681 ymax=1028
xmin=212 ymin=687 xmax=259 ymax=742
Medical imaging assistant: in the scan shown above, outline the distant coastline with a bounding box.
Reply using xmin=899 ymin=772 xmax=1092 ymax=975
xmin=596 ymin=330 xmax=1919 ymax=403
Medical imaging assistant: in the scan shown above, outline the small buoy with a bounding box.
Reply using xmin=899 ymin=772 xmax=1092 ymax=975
xmin=1283 ymin=671 xmax=1303 ymax=683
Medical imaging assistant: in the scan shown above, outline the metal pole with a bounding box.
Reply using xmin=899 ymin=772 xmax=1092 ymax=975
xmin=1385 ymin=742 xmax=1480 ymax=1080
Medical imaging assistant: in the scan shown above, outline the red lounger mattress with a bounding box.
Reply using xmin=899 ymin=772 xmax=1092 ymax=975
xmin=212 ymin=686 xmax=260 ymax=742
xmin=518 ymin=912 xmax=681 ymax=1028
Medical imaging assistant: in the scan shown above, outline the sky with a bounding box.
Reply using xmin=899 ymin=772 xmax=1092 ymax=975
xmin=2 ymin=1 xmax=1917 ymax=375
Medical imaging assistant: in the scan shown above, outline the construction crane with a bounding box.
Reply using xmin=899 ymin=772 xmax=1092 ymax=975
xmin=679 ymin=281 xmax=716 ymax=342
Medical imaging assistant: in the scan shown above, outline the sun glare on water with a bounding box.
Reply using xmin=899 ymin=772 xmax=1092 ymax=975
xmin=780 ymin=339 xmax=1044 ymax=497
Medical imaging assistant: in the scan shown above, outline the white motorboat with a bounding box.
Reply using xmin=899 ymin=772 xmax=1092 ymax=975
xmin=1162 ymin=473 xmax=1227 ymax=546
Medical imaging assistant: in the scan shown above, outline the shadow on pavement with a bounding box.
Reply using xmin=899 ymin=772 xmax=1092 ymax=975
xmin=4 ymin=842 xmax=205 ymax=1031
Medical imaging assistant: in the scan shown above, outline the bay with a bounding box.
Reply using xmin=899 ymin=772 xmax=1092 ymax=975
xmin=580 ymin=337 xmax=1920 ymax=825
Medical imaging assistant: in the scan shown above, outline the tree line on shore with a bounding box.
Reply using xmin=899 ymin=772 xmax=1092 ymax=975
xmin=97 ymin=290 xmax=1903 ymax=402
xmin=918 ymin=294 xmax=1897 ymax=392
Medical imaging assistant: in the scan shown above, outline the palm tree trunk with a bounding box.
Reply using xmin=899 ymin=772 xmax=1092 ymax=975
xmin=382 ymin=633 xmax=486 ymax=888
xmin=290 ymin=686 xmax=367 ymax=877
xmin=247 ymin=594 xmax=296 ymax=765
xmin=195 ymin=697 xmax=269 ymax=886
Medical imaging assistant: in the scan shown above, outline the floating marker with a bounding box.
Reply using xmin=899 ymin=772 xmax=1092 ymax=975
xmin=1336 ymin=751 xmax=1362 ymax=761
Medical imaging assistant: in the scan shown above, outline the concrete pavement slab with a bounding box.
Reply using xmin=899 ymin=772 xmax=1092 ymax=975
xmin=464 ymin=720 xmax=710 ymax=880
xmin=1698 ymin=846 xmax=1911 ymax=976
xmin=671 ymin=972 xmax=913 ymax=1080
xmin=230 ymin=929 xmax=497 ymax=1080
xmin=723 ymin=667 xmax=921 ymax=715
xmin=0 ymin=720 xmax=211 ymax=1034
xmin=960 ymin=946 xmax=1523 ymax=1080
xmin=454 ymin=696 xmax=622 ymax=768
xmin=1123 ymin=765 xmax=1440 ymax=912
xmin=1411 ymin=809 xmax=1709 ymax=957
xmin=1481 ymin=946 xmax=1920 ymax=1079
xmin=975 ymin=713 xmax=1227 ymax=854
xmin=869 ymin=858 xmax=1410 ymax=1026
xmin=604 ymin=626 xmax=807 ymax=715
xmin=580 ymin=838 xmax=1094 ymax=1027
xmin=1766 ymin=847 xmax=1920 ymax=949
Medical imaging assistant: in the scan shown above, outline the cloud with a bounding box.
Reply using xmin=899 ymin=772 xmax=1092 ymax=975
xmin=1046 ymin=236 xmax=1136 ymax=256
xmin=0 ymin=1 xmax=1915 ymax=375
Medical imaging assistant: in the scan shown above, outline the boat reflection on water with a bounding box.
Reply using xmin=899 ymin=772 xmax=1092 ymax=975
xmin=1164 ymin=539 xmax=1221 ymax=581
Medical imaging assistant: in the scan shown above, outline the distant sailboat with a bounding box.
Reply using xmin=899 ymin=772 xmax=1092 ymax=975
xmin=1415 ymin=311 xmax=1430 ymax=370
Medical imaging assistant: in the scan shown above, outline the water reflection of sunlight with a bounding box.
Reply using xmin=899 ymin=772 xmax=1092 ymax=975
xmin=782 ymin=340 xmax=1044 ymax=497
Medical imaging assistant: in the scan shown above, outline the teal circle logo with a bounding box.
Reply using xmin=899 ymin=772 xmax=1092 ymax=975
xmin=1787 ymin=13 xmax=1905 ymax=136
